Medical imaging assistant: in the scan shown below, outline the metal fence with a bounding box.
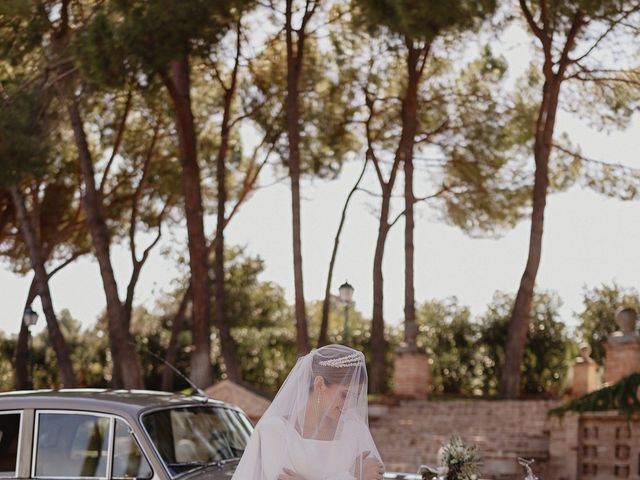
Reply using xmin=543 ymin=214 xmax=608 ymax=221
xmin=382 ymin=457 xmax=540 ymax=480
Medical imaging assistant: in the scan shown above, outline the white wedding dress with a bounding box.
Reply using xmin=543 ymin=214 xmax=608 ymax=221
xmin=231 ymin=345 xmax=384 ymax=480
xmin=235 ymin=415 xmax=376 ymax=480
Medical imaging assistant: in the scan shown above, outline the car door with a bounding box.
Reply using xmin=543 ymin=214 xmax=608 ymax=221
xmin=31 ymin=410 xmax=157 ymax=480
xmin=0 ymin=410 xmax=22 ymax=479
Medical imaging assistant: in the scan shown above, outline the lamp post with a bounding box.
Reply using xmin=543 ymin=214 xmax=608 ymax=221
xmin=23 ymin=306 xmax=39 ymax=389
xmin=339 ymin=281 xmax=354 ymax=346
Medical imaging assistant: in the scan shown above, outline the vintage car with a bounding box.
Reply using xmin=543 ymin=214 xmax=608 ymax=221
xmin=0 ymin=389 xmax=253 ymax=480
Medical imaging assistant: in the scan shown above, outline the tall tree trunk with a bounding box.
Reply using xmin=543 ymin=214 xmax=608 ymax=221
xmin=371 ymin=186 xmax=392 ymax=394
xmin=285 ymin=0 xmax=310 ymax=355
xmin=319 ymin=159 xmax=369 ymax=347
xmin=365 ymin=92 xmax=401 ymax=394
xmin=499 ymin=1 xmax=586 ymax=399
xmin=369 ymin=41 xmax=425 ymax=392
xmin=499 ymin=79 xmax=561 ymax=398
xmin=163 ymin=56 xmax=212 ymax=388
xmin=161 ymin=287 xmax=190 ymax=391
xmin=15 ymin=278 xmax=37 ymax=390
xmin=402 ymin=42 xmax=422 ymax=349
xmin=68 ymin=97 xmax=144 ymax=389
xmin=214 ymin=73 xmax=241 ymax=382
xmin=9 ymin=187 xmax=77 ymax=387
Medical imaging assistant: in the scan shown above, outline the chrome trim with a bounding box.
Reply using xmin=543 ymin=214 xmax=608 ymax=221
xmin=105 ymin=418 xmax=114 ymax=479
xmin=112 ymin=418 xmax=154 ymax=480
xmin=0 ymin=410 xmax=23 ymax=478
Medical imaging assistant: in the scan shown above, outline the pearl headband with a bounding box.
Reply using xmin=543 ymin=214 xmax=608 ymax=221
xmin=318 ymin=352 xmax=363 ymax=368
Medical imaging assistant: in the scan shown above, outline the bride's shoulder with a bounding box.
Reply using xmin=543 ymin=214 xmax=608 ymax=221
xmin=344 ymin=415 xmax=370 ymax=434
xmin=255 ymin=416 xmax=288 ymax=434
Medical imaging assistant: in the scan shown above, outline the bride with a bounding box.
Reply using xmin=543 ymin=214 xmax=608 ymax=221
xmin=231 ymin=344 xmax=385 ymax=480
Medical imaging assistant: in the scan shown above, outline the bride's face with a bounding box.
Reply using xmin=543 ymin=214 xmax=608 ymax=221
xmin=320 ymin=383 xmax=359 ymax=420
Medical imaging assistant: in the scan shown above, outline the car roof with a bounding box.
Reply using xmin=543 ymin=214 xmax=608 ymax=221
xmin=0 ymin=389 xmax=235 ymax=417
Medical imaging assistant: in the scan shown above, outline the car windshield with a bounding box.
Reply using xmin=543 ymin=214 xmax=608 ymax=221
xmin=142 ymin=405 xmax=252 ymax=477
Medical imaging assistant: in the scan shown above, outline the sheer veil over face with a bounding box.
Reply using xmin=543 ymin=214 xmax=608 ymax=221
xmin=231 ymin=344 xmax=384 ymax=480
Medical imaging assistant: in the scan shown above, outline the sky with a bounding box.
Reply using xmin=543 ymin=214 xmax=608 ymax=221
xmin=1 ymin=22 xmax=639 ymax=337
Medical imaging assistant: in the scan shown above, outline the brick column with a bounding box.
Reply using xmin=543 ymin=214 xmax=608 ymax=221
xmin=571 ymin=343 xmax=599 ymax=397
xmin=392 ymin=346 xmax=431 ymax=398
xmin=546 ymin=412 xmax=580 ymax=480
xmin=603 ymin=340 xmax=640 ymax=384
xmin=603 ymin=307 xmax=640 ymax=385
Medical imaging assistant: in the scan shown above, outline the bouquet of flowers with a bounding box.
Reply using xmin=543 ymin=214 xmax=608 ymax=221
xmin=419 ymin=435 xmax=481 ymax=480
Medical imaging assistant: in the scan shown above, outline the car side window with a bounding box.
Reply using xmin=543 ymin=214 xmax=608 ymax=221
xmin=35 ymin=412 xmax=110 ymax=479
xmin=112 ymin=419 xmax=152 ymax=480
xmin=0 ymin=412 xmax=21 ymax=478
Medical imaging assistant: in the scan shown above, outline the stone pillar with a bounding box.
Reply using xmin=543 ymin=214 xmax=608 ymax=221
xmin=603 ymin=307 xmax=640 ymax=384
xmin=570 ymin=343 xmax=599 ymax=398
xmin=546 ymin=412 xmax=580 ymax=480
xmin=392 ymin=345 xmax=431 ymax=398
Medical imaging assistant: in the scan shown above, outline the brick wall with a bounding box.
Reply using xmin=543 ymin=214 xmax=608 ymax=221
xmin=547 ymin=411 xmax=640 ymax=480
xmin=369 ymin=399 xmax=559 ymax=480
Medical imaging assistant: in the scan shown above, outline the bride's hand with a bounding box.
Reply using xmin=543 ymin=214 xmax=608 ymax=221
xmin=278 ymin=467 xmax=306 ymax=479
xmin=353 ymin=451 xmax=385 ymax=480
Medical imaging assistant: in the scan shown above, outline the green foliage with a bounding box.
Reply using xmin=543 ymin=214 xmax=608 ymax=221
xmin=230 ymin=278 xmax=393 ymax=393
xmin=576 ymin=283 xmax=640 ymax=365
xmin=564 ymin=69 xmax=640 ymax=133
xmin=243 ymin=36 xmax=359 ymax=178
xmin=575 ymin=156 xmax=640 ymax=201
xmin=0 ymin=88 xmax=51 ymax=187
xmin=71 ymin=12 xmax=130 ymax=89
xmin=224 ymin=249 xmax=291 ymax=330
xmin=353 ymin=0 xmax=496 ymax=41
xmin=549 ymin=372 xmax=640 ymax=418
xmin=477 ymin=291 xmax=574 ymax=397
xmin=415 ymin=298 xmax=479 ymax=395
xmin=0 ymin=330 xmax=16 ymax=389
xmin=3 ymin=0 xmax=638 ymax=401
xmin=70 ymin=89 xmax=182 ymax=245
xmin=518 ymin=0 xmax=640 ymax=201
xmin=0 ymin=94 xmax=88 ymax=276
xmin=0 ymin=176 xmax=88 ymax=275
xmin=154 ymin=248 xmax=298 ymax=392
xmin=73 ymin=0 xmax=252 ymax=89
xmin=413 ymin=292 xmax=574 ymax=398
xmin=335 ymin=11 xmax=534 ymax=238
xmin=0 ymin=284 xmax=578 ymax=398
xmin=0 ymin=6 xmax=91 ymax=274
xmin=231 ymin=326 xmax=298 ymax=394
xmin=0 ymin=0 xmax=49 ymax=66
xmin=0 ymin=247 xmax=397 ymax=394
xmin=523 ymin=0 xmax=638 ymax=35
xmin=436 ymin=47 xmax=532 ymax=236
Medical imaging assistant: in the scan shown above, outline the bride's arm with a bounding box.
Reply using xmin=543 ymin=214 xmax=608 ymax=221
xmin=351 ymin=450 xmax=384 ymax=480
xmin=277 ymin=467 xmax=357 ymax=479
xmin=233 ymin=418 xmax=290 ymax=479
xmin=256 ymin=418 xmax=291 ymax=480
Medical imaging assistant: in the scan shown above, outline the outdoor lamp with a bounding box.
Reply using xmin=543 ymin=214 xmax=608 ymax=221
xmin=339 ymin=281 xmax=354 ymax=304
xmin=339 ymin=281 xmax=354 ymax=345
xmin=23 ymin=306 xmax=39 ymax=328
xmin=23 ymin=306 xmax=39 ymax=389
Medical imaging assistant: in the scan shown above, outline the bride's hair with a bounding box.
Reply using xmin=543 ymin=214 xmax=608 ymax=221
xmin=310 ymin=345 xmax=367 ymax=390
